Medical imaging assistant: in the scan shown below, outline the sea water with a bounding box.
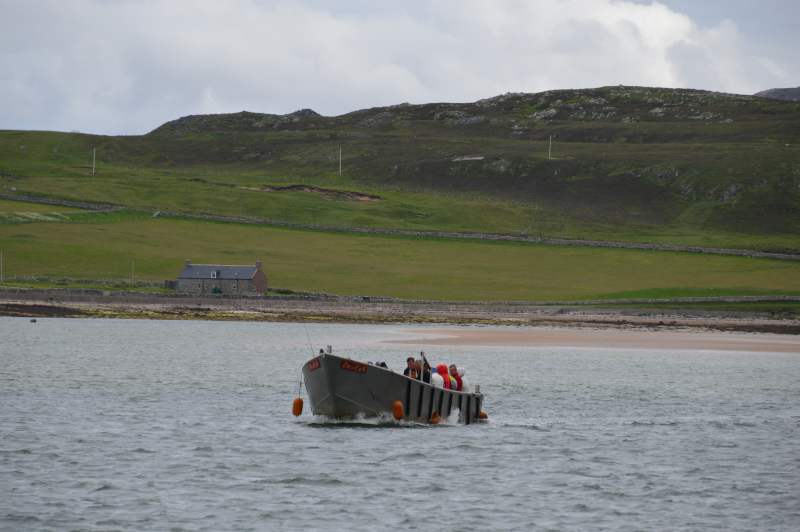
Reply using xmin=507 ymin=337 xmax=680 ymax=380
xmin=1 ymin=318 xmax=798 ymax=531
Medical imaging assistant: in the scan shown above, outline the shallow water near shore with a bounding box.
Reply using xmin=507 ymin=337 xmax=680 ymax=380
xmin=1 ymin=318 xmax=799 ymax=531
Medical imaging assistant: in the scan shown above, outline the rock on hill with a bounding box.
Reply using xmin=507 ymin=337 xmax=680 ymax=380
xmin=755 ymin=87 xmax=800 ymax=102
xmin=153 ymin=108 xmax=324 ymax=135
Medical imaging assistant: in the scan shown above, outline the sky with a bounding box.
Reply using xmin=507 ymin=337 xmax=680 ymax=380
xmin=1 ymin=0 xmax=797 ymax=135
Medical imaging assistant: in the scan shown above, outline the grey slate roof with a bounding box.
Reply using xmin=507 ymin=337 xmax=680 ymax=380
xmin=178 ymin=264 xmax=257 ymax=280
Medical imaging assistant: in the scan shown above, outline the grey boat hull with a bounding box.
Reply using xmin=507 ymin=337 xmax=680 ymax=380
xmin=302 ymin=354 xmax=484 ymax=424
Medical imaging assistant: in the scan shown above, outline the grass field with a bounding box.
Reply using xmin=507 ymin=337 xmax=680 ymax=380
xmin=2 ymin=216 xmax=799 ymax=301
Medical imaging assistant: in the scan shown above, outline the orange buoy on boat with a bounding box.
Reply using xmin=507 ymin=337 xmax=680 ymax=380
xmin=430 ymin=412 xmax=441 ymax=424
xmin=392 ymin=400 xmax=404 ymax=420
xmin=478 ymin=411 xmax=488 ymax=420
xmin=292 ymin=397 xmax=304 ymax=417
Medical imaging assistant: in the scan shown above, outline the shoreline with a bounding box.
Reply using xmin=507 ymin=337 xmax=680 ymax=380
xmin=3 ymin=298 xmax=797 ymax=353
xmin=2 ymin=296 xmax=800 ymax=337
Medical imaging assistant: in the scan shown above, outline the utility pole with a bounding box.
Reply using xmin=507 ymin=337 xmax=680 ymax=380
xmin=338 ymin=145 xmax=342 ymax=176
xmin=548 ymin=135 xmax=552 ymax=160
xmin=131 ymin=259 xmax=135 ymax=285
xmin=0 ymin=249 xmax=3 ymax=283
xmin=92 ymin=147 xmax=96 ymax=176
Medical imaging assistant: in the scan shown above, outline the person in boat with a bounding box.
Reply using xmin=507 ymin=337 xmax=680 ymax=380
xmin=436 ymin=364 xmax=451 ymax=389
xmin=449 ymin=364 xmax=463 ymax=391
xmin=418 ymin=359 xmax=431 ymax=383
xmin=403 ymin=357 xmax=417 ymax=378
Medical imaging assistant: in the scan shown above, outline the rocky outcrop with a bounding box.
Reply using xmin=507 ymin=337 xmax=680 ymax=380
xmin=357 ymin=111 xmax=397 ymax=128
xmin=151 ymin=108 xmax=323 ymax=135
xmin=147 ymin=86 xmax=788 ymax=137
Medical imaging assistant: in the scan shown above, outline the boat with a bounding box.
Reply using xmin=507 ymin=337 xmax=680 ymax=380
xmin=300 ymin=348 xmax=486 ymax=424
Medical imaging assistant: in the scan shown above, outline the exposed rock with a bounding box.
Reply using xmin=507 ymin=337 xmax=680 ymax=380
xmin=531 ymin=108 xmax=558 ymax=120
xmin=433 ymin=110 xmax=486 ymax=126
xmin=689 ymin=111 xmax=717 ymax=120
xmin=678 ymin=182 xmax=697 ymax=200
xmin=357 ymin=112 xmax=396 ymax=128
xmin=453 ymin=115 xmax=486 ymax=125
xmin=716 ymin=183 xmax=742 ymax=202
xmin=487 ymin=158 xmax=512 ymax=173
xmin=287 ymin=108 xmax=321 ymax=119
xmin=434 ymin=110 xmax=468 ymax=121
xmin=475 ymin=92 xmax=528 ymax=108
xmin=569 ymin=108 xmax=617 ymax=120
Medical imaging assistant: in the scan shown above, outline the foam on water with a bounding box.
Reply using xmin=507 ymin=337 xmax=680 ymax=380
xmin=306 ymin=409 xmax=466 ymax=428
xmin=1 ymin=318 xmax=799 ymax=531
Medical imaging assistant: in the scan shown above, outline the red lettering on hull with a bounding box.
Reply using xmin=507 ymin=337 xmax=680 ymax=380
xmin=340 ymin=360 xmax=368 ymax=374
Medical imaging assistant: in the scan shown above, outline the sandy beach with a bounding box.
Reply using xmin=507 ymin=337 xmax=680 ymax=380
xmin=1 ymin=291 xmax=800 ymax=347
xmin=392 ymin=327 xmax=800 ymax=353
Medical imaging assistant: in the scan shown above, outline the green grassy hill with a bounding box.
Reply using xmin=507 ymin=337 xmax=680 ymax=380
xmin=2 ymin=85 xmax=799 ymax=250
xmin=1 ymin=86 xmax=799 ymax=303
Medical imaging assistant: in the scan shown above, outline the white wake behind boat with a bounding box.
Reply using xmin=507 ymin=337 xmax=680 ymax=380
xmin=300 ymin=350 xmax=485 ymax=424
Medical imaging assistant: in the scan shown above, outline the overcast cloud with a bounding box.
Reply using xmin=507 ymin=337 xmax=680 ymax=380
xmin=1 ymin=0 xmax=797 ymax=135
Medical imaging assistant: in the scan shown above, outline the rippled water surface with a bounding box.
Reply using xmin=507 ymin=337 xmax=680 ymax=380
xmin=1 ymin=318 xmax=799 ymax=531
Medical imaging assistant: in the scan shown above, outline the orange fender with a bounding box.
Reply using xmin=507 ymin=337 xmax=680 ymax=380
xmin=392 ymin=400 xmax=404 ymax=420
xmin=292 ymin=397 xmax=303 ymax=417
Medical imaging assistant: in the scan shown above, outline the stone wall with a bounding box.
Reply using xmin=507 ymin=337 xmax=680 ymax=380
xmin=176 ymin=278 xmax=257 ymax=296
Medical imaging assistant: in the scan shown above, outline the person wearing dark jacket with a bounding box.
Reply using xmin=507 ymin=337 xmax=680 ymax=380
xmin=419 ymin=359 xmax=432 ymax=383
xmin=403 ymin=357 xmax=417 ymax=379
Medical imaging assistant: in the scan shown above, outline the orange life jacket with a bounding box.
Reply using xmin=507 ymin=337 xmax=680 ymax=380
xmin=436 ymin=365 xmax=450 ymax=389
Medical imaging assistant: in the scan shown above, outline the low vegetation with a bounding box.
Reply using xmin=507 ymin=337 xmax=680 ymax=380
xmin=0 ymin=86 xmax=798 ymax=302
xmin=2 ymin=216 xmax=800 ymax=301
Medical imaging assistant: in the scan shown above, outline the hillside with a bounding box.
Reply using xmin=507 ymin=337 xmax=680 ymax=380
xmin=2 ymin=85 xmax=800 ymax=302
xmin=1 ymin=85 xmax=800 ymax=251
xmin=755 ymin=87 xmax=800 ymax=102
